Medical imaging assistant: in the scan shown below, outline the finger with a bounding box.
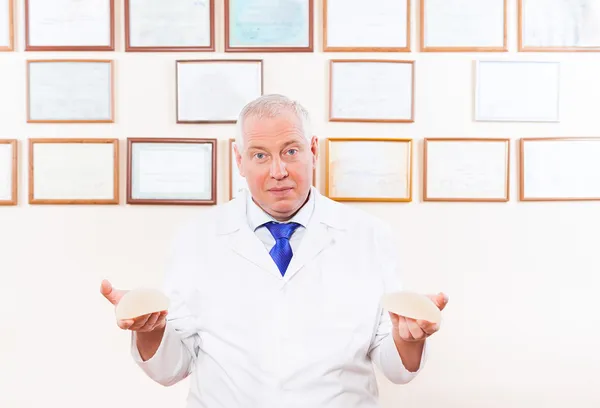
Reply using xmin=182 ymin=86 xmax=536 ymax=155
xmin=397 ymin=316 xmax=413 ymax=341
xmin=141 ymin=312 xmax=161 ymax=331
xmin=117 ymin=319 xmax=134 ymax=330
xmin=100 ymin=279 xmax=123 ymax=306
xmin=416 ymin=319 xmax=439 ymax=336
xmin=406 ymin=318 xmax=426 ymax=340
xmin=388 ymin=311 xmax=400 ymax=327
xmin=427 ymin=292 xmax=449 ymax=311
xmin=129 ymin=314 xmax=152 ymax=331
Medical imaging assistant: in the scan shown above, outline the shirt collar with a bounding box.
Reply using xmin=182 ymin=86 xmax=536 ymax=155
xmin=246 ymin=189 xmax=315 ymax=232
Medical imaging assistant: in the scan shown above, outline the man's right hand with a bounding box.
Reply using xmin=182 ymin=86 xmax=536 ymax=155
xmin=100 ymin=279 xmax=168 ymax=333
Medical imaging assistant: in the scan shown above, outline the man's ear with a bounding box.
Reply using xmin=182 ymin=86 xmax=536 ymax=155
xmin=234 ymin=143 xmax=244 ymax=177
xmin=310 ymin=136 xmax=319 ymax=163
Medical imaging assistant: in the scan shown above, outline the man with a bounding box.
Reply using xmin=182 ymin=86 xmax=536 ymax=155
xmin=101 ymin=94 xmax=448 ymax=407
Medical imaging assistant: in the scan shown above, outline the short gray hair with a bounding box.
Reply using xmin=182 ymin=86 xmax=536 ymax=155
xmin=234 ymin=94 xmax=312 ymax=151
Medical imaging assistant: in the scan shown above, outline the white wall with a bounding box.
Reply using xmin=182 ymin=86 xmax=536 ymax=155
xmin=2 ymin=1 xmax=600 ymax=407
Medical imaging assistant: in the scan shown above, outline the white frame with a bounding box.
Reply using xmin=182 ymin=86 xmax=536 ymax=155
xmin=474 ymin=60 xmax=560 ymax=123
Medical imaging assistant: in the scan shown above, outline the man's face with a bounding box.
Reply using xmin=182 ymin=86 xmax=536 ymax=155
xmin=235 ymin=113 xmax=318 ymax=221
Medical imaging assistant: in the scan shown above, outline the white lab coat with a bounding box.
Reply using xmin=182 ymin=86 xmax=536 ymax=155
xmin=131 ymin=187 xmax=427 ymax=408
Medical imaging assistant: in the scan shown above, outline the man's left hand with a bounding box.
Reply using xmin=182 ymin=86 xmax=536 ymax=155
xmin=389 ymin=292 xmax=449 ymax=342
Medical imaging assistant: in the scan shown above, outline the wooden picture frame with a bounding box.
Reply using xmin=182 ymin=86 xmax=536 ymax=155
xmin=176 ymin=59 xmax=263 ymax=124
xmin=323 ymin=0 xmax=410 ymax=52
xmin=25 ymin=0 xmax=115 ymax=51
xmin=518 ymin=0 xmax=600 ymax=52
xmin=520 ymin=137 xmax=600 ymax=201
xmin=329 ymin=59 xmax=415 ymax=123
xmin=325 ymin=138 xmax=413 ymax=202
xmin=224 ymin=0 xmax=314 ymax=52
xmin=124 ymin=0 xmax=215 ymax=52
xmin=0 ymin=0 xmax=14 ymax=51
xmin=229 ymin=138 xmax=317 ymax=200
xmin=26 ymin=59 xmax=115 ymax=124
xmin=420 ymin=0 xmax=507 ymax=52
xmin=423 ymin=138 xmax=510 ymax=202
xmin=127 ymin=138 xmax=217 ymax=205
xmin=28 ymin=138 xmax=119 ymax=205
xmin=0 ymin=139 xmax=17 ymax=205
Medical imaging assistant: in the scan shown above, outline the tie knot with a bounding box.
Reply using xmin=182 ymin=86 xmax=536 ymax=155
xmin=263 ymin=221 xmax=300 ymax=240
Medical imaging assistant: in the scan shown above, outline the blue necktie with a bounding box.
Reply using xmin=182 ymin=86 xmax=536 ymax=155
xmin=263 ymin=221 xmax=301 ymax=276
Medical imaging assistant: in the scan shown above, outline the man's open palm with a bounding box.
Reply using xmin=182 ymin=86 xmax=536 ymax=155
xmin=100 ymin=279 xmax=167 ymax=332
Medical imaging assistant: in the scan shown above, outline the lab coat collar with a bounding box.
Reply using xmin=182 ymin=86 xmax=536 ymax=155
xmin=217 ymin=187 xmax=344 ymax=281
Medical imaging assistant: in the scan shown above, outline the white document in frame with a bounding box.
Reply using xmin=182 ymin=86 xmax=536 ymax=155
xmin=128 ymin=0 xmax=211 ymax=47
xmin=331 ymin=62 xmax=413 ymax=120
xmin=476 ymin=61 xmax=560 ymax=122
xmin=523 ymin=140 xmax=600 ymax=199
xmin=326 ymin=0 xmax=407 ymax=48
xmin=177 ymin=61 xmax=262 ymax=121
xmin=28 ymin=61 xmax=112 ymax=121
xmin=0 ymin=0 xmax=9 ymax=48
xmin=27 ymin=0 xmax=111 ymax=46
xmin=33 ymin=143 xmax=115 ymax=200
xmin=424 ymin=0 xmax=505 ymax=47
xmin=132 ymin=143 xmax=212 ymax=200
xmin=0 ymin=143 xmax=12 ymax=201
xmin=230 ymin=141 xmax=248 ymax=199
xmin=330 ymin=141 xmax=410 ymax=198
xmin=522 ymin=0 xmax=600 ymax=47
xmin=426 ymin=141 xmax=508 ymax=199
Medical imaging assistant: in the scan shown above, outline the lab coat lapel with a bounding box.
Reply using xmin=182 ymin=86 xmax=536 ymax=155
xmin=218 ymin=190 xmax=281 ymax=278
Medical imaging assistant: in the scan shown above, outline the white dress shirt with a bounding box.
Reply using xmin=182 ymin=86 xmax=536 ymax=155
xmin=131 ymin=187 xmax=427 ymax=408
xmin=247 ymin=189 xmax=315 ymax=253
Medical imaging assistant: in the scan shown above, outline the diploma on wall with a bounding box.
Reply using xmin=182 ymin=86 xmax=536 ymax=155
xmin=25 ymin=0 xmax=114 ymax=50
xmin=27 ymin=60 xmax=114 ymax=123
xmin=225 ymin=0 xmax=313 ymax=51
xmin=125 ymin=0 xmax=214 ymax=51
xmin=0 ymin=0 xmax=13 ymax=50
xmin=520 ymin=137 xmax=600 ymax=201
xmin=0 ymin=140 xmax=17 ymax=205
xmin=127 ymin=138 xmax=217 ymax=205
xmin=29 ymin=139 xmax=119 ymax=205
xmin=324 ymin=0 xmax=409 ymax=51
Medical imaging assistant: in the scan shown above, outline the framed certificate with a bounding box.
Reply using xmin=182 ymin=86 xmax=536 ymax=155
xmin=520 ymin=137 xmax=600 ymax=201
xmin=326 ymin=138 xmax=413 ymax=202
xmin=29 ymin=138 xmax=119 ymax=205
xmin=0 ymin=0 xmax=14 ymax=51
xmin=519 ymin=0 xmax=600 ymax=52
xmin=324 ymin=0 xmax=410 ymax=52
xmin=25 ymin=0 xmax=114 ymax=51
xmin=125 ymin=0 xmax=214 ymax=52
xmin=27 ymin=60 xmax=114 ymax=123
xmin=225 ymin=0 xmax=313 ymax=52
xmin=423 ymin=138 xmax=510 ymax=202
xmin=176 ymin=60 xmax=263 ymax=123
xmin=0 ymin=139 xmax=17 ymax=205
xmin=475 ymin=60 xmax=560 ymax=122
xmin=329 ymin=60 xmax=415 ymax=122
xmin=421 ymin=0 xmax=507 ymax=52
xmin=127 ymin=138 xmax=217 ymax=205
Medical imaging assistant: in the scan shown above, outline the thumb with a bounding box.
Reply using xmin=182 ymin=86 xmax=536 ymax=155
xmin=100 ymin=279 xmax=125 ymax=306
xmin=428 ymin=292 xmax=449 ymax=311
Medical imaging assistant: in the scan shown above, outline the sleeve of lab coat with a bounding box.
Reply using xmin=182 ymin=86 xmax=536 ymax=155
xmin=130 ymin=220 xmax=202 ymax=387
xmin=367 ymin=223 xmax=428 ymax=384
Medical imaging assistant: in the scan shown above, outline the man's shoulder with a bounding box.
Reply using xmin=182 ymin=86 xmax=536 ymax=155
xmin=172 ymin=198 xmax=240 ymax=241
xmin=317 ymin=193 xmax=392 ymax=236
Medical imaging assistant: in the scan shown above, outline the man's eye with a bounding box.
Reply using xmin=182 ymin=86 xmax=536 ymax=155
xmin=255 ymin=153 xmax=265 ymax=159
xmin=287 ymin=149 xmax=298 ymax=155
